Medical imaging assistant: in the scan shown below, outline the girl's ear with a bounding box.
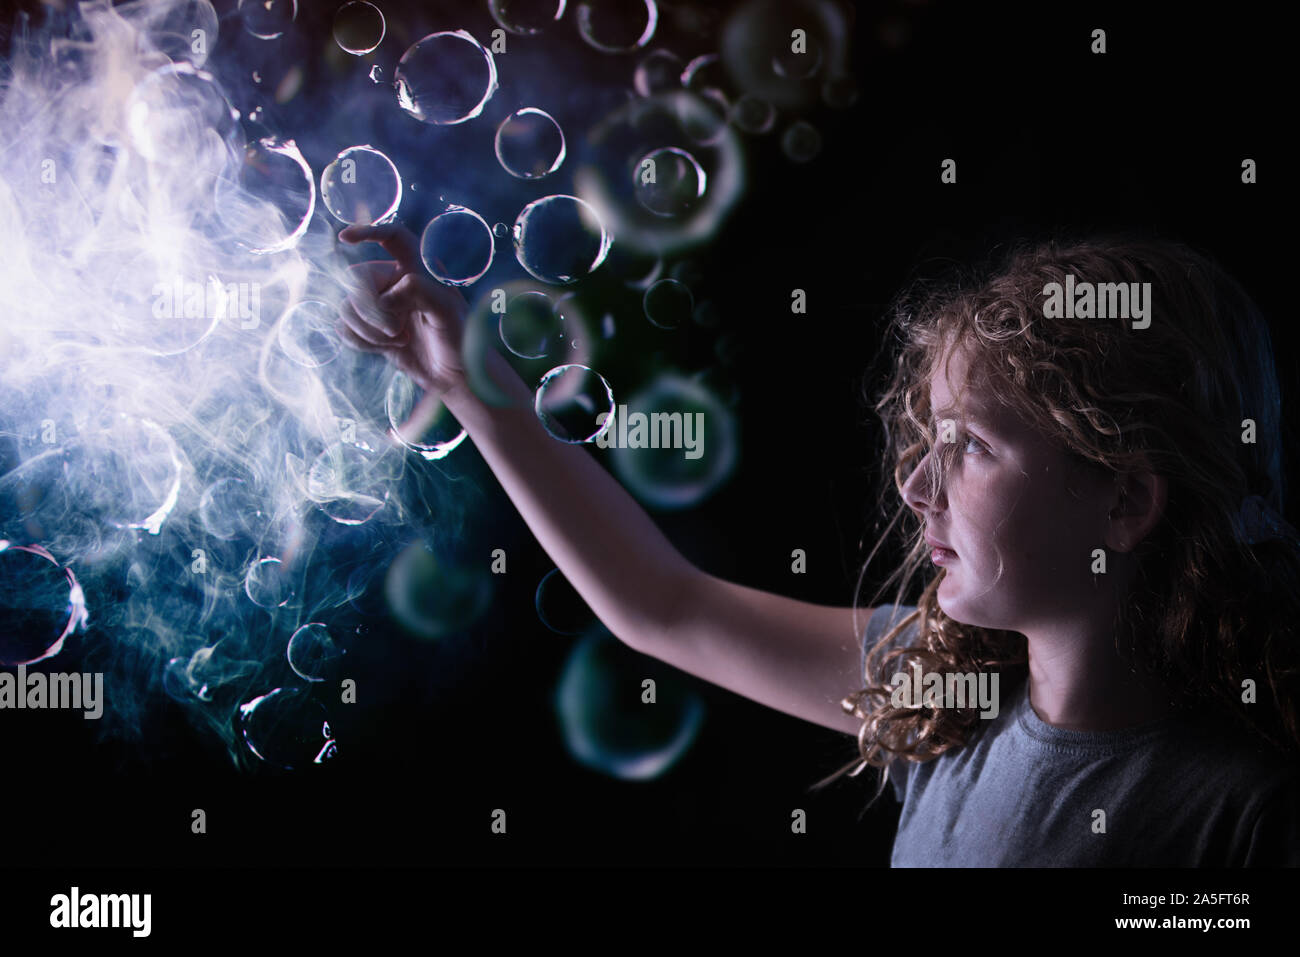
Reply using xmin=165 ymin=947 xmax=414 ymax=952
xmin=1107 ymin=471 xmax=1166 ymax=553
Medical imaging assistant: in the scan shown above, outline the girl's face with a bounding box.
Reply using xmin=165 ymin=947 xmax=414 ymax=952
xmin=900 ymin=339 xmax=1117 ymax=635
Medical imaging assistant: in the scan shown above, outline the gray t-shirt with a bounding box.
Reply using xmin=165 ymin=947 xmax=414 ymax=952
xmin=860 ymin=603 xmax=1300 ymax=866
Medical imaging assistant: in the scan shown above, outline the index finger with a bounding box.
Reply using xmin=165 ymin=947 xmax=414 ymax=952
xmin=339 ymin=223 xmax=422 ymax=273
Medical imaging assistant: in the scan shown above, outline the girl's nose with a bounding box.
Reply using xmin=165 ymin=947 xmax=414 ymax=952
xmin=902 ymin=446 xmax=944 ymax=517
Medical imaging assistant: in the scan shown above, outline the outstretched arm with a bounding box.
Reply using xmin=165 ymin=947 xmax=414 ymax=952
xmin=337 ymin=224 xmax=872 ymax=736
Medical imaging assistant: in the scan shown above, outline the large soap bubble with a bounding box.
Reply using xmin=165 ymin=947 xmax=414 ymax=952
xmin=239 ymin=687 xmax=337 ymax=769
xmin=555 ymin=630 xmax=705 ymax=781
xmin=333 ymin=1 xmax=386 ymax=55
xmin=320 ymin=145 xmax=402 ymax=225
xmin=576 ymin=0 xmax=658 ymax=53
xmin=642 ymin=278 xmax=693 ymax=329
xmin=489 ymin=0 xmax=567 ymax=36
xmin=384 ymin=542 xmax=493 ymax=640
xmin=0 ymin=541 xmax=88 ymax=667
xmin=495 ymin=108 xmax=566 ymax=179
xmin=307 ymin=443 xmax=389 ymax=526
xmin=385 ymin=373 xmax=468 ymax=460
xmin=603 ymin=373 xmax=738 ymax=510
xmin=633 ymin=146 xmax=706 ymax=218
xmin=287 ymin=623 xmax=343 ymax=682
xmin=535 ymin=364 xmax=615 ymax=443
xmin=512 ymin=195 xmax=612 ymax=285
xmin=420 ymin=206 xmax=494 ymax=286
xmin=277 ymin=300 xmax=342 ymax=368
xmin=238 ymin=0 xmax=297 ymax=40
xmin=499 ymin=291 xmax=564 ymax=359
xmin=215 ymin=136 xmax=315 ymax=255
xmin=394 ymin=30 xmax=499 ymax=125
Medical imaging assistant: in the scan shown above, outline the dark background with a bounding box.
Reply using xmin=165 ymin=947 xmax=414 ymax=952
xmin=1 ymin=0 xmax=1297 ymax=924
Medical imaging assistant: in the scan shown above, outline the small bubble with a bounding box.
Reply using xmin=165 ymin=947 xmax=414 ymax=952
xmin=643 ymin=278 xmax=693 ymax=329
xmin=420 ymin=205 xmax=494 ymax=286
xmin=781 ymin=120 xmax=822 ymax=163
xmin=320 ymin=145 xmax=402 ymax=225
xmin=287 ymin=623 xmax=343 ymax=682
xmin=369 ymin=64 xmax=384 ymax=83
xmin=495 ymin=108 xmax=566 ymax=179
xmin=730 ymin=94 xmax=775 ymax=134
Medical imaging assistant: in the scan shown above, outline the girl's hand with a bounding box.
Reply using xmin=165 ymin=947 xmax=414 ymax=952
xmin=335 ymin=223 xmax=469 ymax=399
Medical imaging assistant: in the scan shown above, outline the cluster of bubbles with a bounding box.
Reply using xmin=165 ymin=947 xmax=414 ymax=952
xmin=0 ymin=0 xmax=857 ymax=781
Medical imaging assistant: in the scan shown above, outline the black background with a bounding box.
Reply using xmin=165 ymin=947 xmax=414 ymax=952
xmin=2 ymin=0 xmax=1297 ymax=938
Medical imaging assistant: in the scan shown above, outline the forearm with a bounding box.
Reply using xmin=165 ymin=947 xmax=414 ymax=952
xmin=441 ymin=349 xmax=700 ymax=647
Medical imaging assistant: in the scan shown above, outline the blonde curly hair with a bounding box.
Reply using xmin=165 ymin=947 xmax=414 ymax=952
xmin=815 ymin=233 xmax=1300 ymax=805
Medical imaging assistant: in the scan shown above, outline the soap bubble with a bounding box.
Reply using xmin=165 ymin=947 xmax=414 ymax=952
xmin=0 ymin=541 xmax=87 ymax=667
xmin=633 ymin=146 xmax=706 ymax=218
xmin=333 ymin=1 xmax=386 ymax=55
xmin=215 ymin=136 xmax=315 ymax=255
xmin=320 ymin=145 xmax=402 ymax=225
xmin=535 ymin=364 xmax=615 ymax=443
xmin=681 ymin=52 xmax=725 ymax=91
xmin=245 ymin=557 xmax=295 ymax=608
xmin=555 ymin=630 xmax=705 ymax=780
xmin=369 ymin=65 xmax=383 ymax=83
xmin=730 ymin=94 xmax=774 ymax=133
xmin=489 ymin=0 xmax=566 ymax=36
xmin=385 ymin=372 xmax=468 ymax=460
xmin=512 ymin=195 xmax=612 ymax=285
xmin=127 ymin=62 xmax=240 ymax=168
xmin=720 ymin=0 xmax=850 ymax=111
xmin=633 ymin=49 xmax=681 ymax=96
xmin=573 ymin=91 xmax=744 ymax=257
xmin=781 ymin=120 xmax=822 ymax=162
xmin=238 ymin=0 xmax=297 ymax=40
xmin=144 ymin=0 xmax=220 ymax=68
xmin=106 ymin=256 xmax=225 ymax=357
xmin=606 ymin=373 xmax=738 ymax=510
xmin=535 ymin=566 xmax=595 ymax=635
xmin=384 ymin=542 xmax=493 ymax=640
xmin=394 ymin=30 xmax=498 ymax=125
xmin=499 ymin=291 xmax=563 ymax=359
xmin=239 ymin=687 xmax=337 ymax=769
xmin=287 ymin=623 xmax=343 ymax=681
xmin=420 ymin=205 xmax=494 ymax=286
xmin=277 ymin=300 xmax=342 ymax=368
xmin=495 ymin=108 xmax=566 ymax=179
xmin=307 ymin=444 xmax=389 ymax=525
xmin=492 ymin=221 xmax=509 ymax=238
xmin=576 ymin=0 xmax=658 ymax=53
xmin=642 ymin=278 xmax=693 ymax=329
xmin=198 ymin=477 xmax=267 ymax=542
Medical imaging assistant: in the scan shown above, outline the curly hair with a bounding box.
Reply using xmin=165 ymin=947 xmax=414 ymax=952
xmin=814 ymin=233 xmax=1300 ymax=805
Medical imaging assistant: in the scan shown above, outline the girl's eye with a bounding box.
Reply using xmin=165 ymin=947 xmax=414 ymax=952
xmin=963 ymin=434 xmax=985 ymax=455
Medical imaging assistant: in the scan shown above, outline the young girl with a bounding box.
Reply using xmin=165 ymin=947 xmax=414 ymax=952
xmin=336 ymin=227 xmax=1300 ymax=866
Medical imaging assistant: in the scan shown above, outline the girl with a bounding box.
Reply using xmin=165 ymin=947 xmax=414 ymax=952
xmin=336 ymin=226 xmax=1300 ymax=866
